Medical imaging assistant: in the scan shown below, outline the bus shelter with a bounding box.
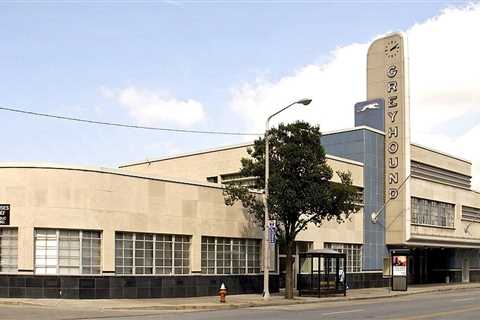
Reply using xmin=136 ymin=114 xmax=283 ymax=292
xmin=297 ymin=249 xmax=347 ymax=297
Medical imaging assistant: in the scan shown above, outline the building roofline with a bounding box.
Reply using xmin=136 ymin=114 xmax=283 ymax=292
xmin=120 ymin=140 xmax=363 ymax=168
xmin=0 ymin=163 xmax=225 ymax=190
xmin=322 ymin=125 xmax=385 ymax=136
xmin=326 ymin=154 xmax=363 ymax=167
xmin=322 ymin=126 xmax=472 ymax=165
xmin=410 ymin=142 xmax=472 ymax=165
xmin=119 ymin=142 xmax=254 ymax=168
xmin=0 ymin=161 xmax=364 ymax=190
xmin=119 ymin=127 xmax=376 ymax=168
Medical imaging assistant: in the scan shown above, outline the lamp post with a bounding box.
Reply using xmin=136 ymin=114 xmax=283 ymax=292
xmin=370 ymin=173 xmax=411 ymax=224
xmin=263 ymin=98 xmax=312 ymax=300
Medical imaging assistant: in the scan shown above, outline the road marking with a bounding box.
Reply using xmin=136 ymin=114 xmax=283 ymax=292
xmin=452 ymin=297 xmax=476 ymax=302
xmin=322 ymin=309 xmax=364 ymax=316
xmin=388 ymin=305 xmax=480 ymax=320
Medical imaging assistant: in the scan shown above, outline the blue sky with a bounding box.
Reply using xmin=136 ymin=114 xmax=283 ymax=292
xmin=0 ymin=1 xmax=476 ymax=171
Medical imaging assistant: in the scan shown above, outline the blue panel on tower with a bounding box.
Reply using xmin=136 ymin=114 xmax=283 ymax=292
xmin=354 ymin=99 xmax=385 ymax=131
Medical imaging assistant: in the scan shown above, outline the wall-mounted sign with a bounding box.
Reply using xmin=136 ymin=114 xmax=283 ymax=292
xmin=354 ymin=98 xmax=385 ymax=131
xmin=392 ymin=255 xmax=407 ymax=276
xmin=367 ymin=32 xmax=411 ymax=245
xmin=0 ymin=204 xmax=10 ymax=225
xmin=268 ymin=220 xmax=277 ymax=244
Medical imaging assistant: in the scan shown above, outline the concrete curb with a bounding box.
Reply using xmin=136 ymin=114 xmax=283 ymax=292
xmin=106 ymin=284 xmax=480 ymax=311
xmin=1 ymin=284 xmax=479 ymax=311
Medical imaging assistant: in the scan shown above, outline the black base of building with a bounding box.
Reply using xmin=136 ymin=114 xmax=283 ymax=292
xmin=0 ymin=274 xmax=279 ymax=299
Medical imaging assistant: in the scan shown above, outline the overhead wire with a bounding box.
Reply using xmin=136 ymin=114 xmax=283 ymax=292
xmin=0 ymin=106 xmax=262 ymax=136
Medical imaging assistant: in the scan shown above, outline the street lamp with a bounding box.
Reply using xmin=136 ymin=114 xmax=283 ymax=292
xmin=263 ymin=98 xmax=312 ymax=300
xmin=370 ymin=173 xmax=411 ymax=224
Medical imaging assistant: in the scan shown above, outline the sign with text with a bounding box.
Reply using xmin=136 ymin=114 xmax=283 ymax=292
xmin=0 ymin=204 xmax=10 ymax=225
xmin=367 ymin=32 xmax=411 ymax=244
xmin=392 ymin=255 xmax=407 ymax=276
xmin=268 ymin=220 xmax=277 ymax=244
xmin=391 ymin=251 xmax=408 ymax=291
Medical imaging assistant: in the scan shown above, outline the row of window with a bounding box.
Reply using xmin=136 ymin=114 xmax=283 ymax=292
xmin=297 ymin=242 xmax=362 ymax=274
xmin=411 ymin=197 xmax=455 ymax=228
xmin=0 ymin=228 xmax=364 ymax=275
xmin=35 ymin=229 xmax=101 ymax=275
xmin=201 ymin=237 xmax=261 ymax=274
xmin=0 ymin=229 xmax=263 ymax=276
xmin=115 ymin=232 xmax=190 ymax=275
xmin=462 ymin=205 xmax=480 ymax=222
xmin=324 ymin=243 xmax=362 ymax=273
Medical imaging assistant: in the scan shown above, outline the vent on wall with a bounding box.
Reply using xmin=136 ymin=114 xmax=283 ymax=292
xmin=411 ymin=161 xmax=471 ymax=189
xmin=462 ymin=206 xmax=480 ymax=223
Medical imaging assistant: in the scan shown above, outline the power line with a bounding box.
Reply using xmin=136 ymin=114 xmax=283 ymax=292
xmin=0 ymin=106 xmax=262 ymax=136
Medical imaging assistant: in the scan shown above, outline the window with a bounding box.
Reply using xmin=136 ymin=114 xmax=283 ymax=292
xmin=82 ymin=231 xmax=102 ymax=274
xmin=411 ymin=197 xmax=455 ymax=228
xmin=220 ymin=173 xmax=260 ymax=189
xmin=115 ymin=232 xmax=190 ymax=275
xmin=35 ymin=229 xmax=58 ymax=275
xmin=462 ymin=206 xmax=480 ymax=223
xmin=174 ymin=235 xmax=190 ymax=275
xmin=115 ymin=232 xmax=133 ymax=275
xmin=0 ymin=228 xmax=17 ymax=273
xmin=58 ymin=230 xmax=80 ymax=274
xmin=154 ymin=234 xmax=172 ymax=275
xmin=35 ymin=229 xmax=101 ymax=275
xmin=297 ymin=241 xmax=313 ymax=254
xmin=201 ymin=237 xmax=215 ymax=274
xmin=216 ymin=238 xmax=232 ymax=274
xmin=232 ymin=239 xmax=247 ymax=274
xmin=134 ymin=233 xmax=154 ymax=275
xmin=206 ymin=176 xmax=218 ymax=183
xmin=247 ymin=239 xmax=261 ymax=273
xmin=324 ymin=243 xmax=362 ymax=273
xmin=201 ymin=237 xmax=261 ymax=274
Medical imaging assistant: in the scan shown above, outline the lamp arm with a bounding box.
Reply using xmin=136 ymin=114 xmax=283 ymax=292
xmin=371 ymin=173 xmax=411 ymax=223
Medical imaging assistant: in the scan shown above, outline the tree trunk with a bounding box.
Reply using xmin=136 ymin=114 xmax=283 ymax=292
xmin=285 ymin=241 xmax=295 ymax=299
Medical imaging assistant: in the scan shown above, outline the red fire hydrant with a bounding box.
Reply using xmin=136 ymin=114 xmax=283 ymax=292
xmin=218 ymin=283 xmax=227 ymax=303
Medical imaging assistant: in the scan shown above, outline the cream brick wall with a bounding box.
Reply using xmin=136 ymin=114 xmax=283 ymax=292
xmin=120 ymin=144 xmax=364 ymax=187
xmin=120 ymin=144 xmax=252 ymax=182
xmin=410 ymin=177 xmax=480 ymax=247
xmin=411 ymin=144 xmax=471 ymax=177
xmin=0 ymin=163 xmax=364 ymax=274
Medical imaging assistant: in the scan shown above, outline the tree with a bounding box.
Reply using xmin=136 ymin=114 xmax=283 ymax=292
xmin=224 ymin=121 xmax=360 ymax=299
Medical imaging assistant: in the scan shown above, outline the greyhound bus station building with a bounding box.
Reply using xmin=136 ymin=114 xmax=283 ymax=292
xmin=0 ymin=33 xmax=479 ymax=299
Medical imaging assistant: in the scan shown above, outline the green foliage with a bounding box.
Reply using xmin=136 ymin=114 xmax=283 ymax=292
xmin=223 ymin=121 xmax=360 ymax=243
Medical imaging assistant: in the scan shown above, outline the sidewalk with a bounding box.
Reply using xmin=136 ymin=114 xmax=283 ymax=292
xmin=0 ymin=283 xmax=479 ymax=311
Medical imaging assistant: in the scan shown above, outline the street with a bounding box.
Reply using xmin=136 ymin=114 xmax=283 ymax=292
xmin=1 ymin=288 xmax=480 ymax=320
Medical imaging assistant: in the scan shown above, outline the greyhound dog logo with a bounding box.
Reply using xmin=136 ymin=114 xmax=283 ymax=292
xmin=357 ymin=102 xmax=380 ymax=113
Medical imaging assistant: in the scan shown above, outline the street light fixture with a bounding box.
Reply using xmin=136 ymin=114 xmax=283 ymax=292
xmin=263 ymin=98 xmax=312 ymax=300
xmin=370 ymin=173 xmax=411 ymax=224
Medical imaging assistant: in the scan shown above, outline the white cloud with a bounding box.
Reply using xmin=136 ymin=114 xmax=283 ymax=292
xmin=103 ymin=86 xmax=206 ymax=127
xmin=230 ymin=42 xmax=368 ymax=133
xmin=229 ymin=3 xmax=480 ymax=189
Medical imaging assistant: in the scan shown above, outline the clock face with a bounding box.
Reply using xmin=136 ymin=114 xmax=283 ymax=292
xmin=385 ymin=39 xmax=400 ymax=59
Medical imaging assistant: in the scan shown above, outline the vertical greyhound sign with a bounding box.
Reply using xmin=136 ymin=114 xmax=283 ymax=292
xmin=367 ymin=33 xmax=411 ymax=244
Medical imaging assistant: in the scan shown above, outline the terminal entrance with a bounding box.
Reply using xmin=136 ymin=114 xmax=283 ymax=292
xmin=408 ymin=248 xmax=433 ymax=284
xmin=406 ymin=247 xmax=467 ymax=284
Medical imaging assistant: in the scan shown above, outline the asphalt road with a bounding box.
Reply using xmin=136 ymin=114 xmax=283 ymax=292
xmin=1 ymin=288 xmax=480 ymax=320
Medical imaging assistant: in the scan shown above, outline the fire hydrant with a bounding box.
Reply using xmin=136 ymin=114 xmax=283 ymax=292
xmin=218 ymin=283 xmax=227 ymax=303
